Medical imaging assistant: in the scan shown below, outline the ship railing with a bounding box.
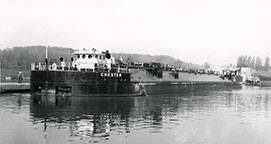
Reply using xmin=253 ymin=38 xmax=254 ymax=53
xmin=31 ymin=63 xmax=74 ymax=71
xmin=30 ymin=63 xmax=129 ymax=73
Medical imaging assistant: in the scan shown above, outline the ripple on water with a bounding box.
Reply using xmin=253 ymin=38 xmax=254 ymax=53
xmin=2 ymin=87 xmax=271 ymax=144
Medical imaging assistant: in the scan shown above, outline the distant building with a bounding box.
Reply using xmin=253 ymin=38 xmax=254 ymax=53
xmin=239 ymin=67 xmax=256 ymax=83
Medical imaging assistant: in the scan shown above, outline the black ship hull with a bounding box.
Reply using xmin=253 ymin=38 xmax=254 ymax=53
xmin=31 ymin=70 xmax=241 ymax=97
xmin=31 ymin=70 xmax=141 ymax=96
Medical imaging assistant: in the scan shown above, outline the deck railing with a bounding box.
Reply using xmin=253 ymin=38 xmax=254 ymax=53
xmin=31 ymin=62 xmax=223 ymax=76
xmin=30 ymin=63 xmax=130 ymax=73
xmin=31 ymin=63 xmax=73 ymax=71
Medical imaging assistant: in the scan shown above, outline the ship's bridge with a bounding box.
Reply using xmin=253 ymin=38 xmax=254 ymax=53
xmin=72 ymin=49 xmax=115 ymax=71
xmin=30 ymin=49 xmax=116 ymax=72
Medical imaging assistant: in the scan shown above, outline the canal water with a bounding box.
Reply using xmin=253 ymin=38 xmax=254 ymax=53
xmin=1 ymin=85 xmax=271 ymax=144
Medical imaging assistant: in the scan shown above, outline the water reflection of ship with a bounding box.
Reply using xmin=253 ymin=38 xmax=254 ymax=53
xmin=30 ymin=94 xmax=134 ymax=138
xmin=29 ymin=85 xmax=241 ymax=138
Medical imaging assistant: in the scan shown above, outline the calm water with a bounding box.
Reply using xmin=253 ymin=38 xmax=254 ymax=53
xmin=1 ymin=86 xmax=271 ymax=144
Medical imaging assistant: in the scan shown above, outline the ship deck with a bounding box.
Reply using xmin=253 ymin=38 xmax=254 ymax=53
xmin=130 ymin=69 xmax=232 ymax=83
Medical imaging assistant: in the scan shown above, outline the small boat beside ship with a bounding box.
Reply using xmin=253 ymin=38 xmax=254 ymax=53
xmin=244 ymin=77 xmax=261 ymax=86
xmin=238 ymin=67 xmax=261 ymax=86
xmin=30 ymin=48 xmax=243 ymax=97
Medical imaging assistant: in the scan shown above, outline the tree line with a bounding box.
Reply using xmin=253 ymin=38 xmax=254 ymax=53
xmin=0 ymin=46 xmax=73 ymax=72
xmin=237 ymin=55 xmax=270 ymax=71
xmin=0 ymin=46 xmax=203 ymax=73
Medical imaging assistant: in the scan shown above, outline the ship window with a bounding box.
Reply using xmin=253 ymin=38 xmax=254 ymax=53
xmin=82 ymin=54 xmax=86 ymax=59
xmin=77 ymin=55 xmax=80 ymax=59
xmin=88 ymin=55 xmax=92 ymax=59
xmin=95 ymin=55 xmax=98 ymax=59
xmin=99 ymin=55 xmax=102 ymax=59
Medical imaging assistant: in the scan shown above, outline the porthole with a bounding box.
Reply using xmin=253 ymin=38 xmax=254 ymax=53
xmin=82 ymin=54 xmax=86 ymax=59
xmin=88 ymin=55 xmax=92 ymax=58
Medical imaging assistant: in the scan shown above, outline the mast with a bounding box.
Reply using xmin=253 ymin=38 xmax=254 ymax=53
xmin=45 ymin=46 xmax=48 ymax=70
xmin=45 ymin=46 xmax=48 ymax=93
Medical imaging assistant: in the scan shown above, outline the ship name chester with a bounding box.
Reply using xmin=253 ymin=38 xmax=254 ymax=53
xmin=100 ymin=72 xmax=122 ymax=77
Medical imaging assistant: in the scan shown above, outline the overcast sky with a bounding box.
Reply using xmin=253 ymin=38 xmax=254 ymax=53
xmin=1 ymin=0 xmax=271 ymax=66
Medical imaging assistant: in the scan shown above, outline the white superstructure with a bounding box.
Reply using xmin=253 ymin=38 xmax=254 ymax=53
xmin=72 ymin=49 xmax=115 ymax=71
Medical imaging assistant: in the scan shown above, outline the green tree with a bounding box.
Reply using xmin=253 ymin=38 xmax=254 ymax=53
xmin=203 ymin=62 xmax=211 ymax=69
xmin=246 ymin=56 xmax=251 ymax=67
xmin=251 ymin=56 xmax=255 ymax=69
xmin=264 ymin=57 xmax=270 ymax=71
xmin=255 ymin=57 xmax=263 ymax=70
xmin=237 ymin=55 xmax=248 ymax=67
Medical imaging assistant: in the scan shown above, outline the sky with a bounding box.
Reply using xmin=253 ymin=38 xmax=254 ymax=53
xmin=1 ymin=0 xmax=271 ymax=67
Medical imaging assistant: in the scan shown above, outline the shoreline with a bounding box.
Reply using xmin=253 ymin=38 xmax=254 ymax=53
xmin=0 ymin=82 xmax=30 ymax=93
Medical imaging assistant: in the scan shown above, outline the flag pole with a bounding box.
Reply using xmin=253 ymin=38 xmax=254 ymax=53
xmin=45 ymin=46 xmax=48 ymax=70
xmin=45 ymin=46 xmax=49 ymax=93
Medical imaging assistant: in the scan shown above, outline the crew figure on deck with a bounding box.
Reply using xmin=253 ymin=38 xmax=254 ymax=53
xmin=17 ymin=70 xmax=24 ymax=83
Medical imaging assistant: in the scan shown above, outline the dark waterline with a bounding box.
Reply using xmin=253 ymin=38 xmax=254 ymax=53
xmin=1 ymin=86 xmax=271 ymax=144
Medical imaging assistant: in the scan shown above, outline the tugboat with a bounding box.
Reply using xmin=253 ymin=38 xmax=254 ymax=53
xmin=30 ymin=48 xmax=242 ymax=97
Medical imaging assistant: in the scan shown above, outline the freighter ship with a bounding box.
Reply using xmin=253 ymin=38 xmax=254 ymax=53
xmin=30 ymin=48 xmax=242 ymax=97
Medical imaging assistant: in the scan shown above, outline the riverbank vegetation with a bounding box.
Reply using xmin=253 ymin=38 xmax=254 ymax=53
xmin=237 ymin=55 xmax=270 ymax=71
xmin=0 ymin=46 xmax=203 ymax=78
xmin=237 ymin=55 xmax=271 ymax=80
